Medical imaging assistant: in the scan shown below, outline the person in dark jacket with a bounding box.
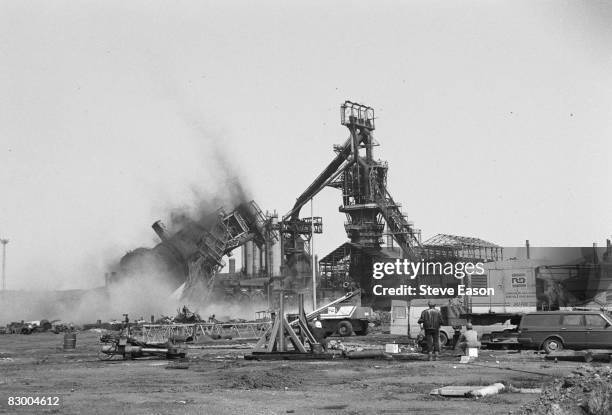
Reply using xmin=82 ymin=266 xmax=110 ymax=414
xmin=418 ymin=300 xmax=442 ymax=361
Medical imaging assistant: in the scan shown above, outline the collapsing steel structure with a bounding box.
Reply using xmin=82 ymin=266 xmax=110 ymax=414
xmin=113 ymin=101 xmax=503 ymax=307
xmin=115 ymin=200 xmax=274 ymax=302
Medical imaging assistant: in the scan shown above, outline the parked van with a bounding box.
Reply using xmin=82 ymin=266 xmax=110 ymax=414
xmin=517 ymin=311 xmax=612 ymax=353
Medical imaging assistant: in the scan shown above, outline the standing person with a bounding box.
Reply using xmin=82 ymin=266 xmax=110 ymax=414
xmin=418 ymin=300 xmax=442 ymax=361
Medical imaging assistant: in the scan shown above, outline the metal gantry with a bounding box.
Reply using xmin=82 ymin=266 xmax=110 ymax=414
xmin=135 ymin=321 xmax=272 ymax=344
xmin=280 ymin=101 xmax=426 ymax=295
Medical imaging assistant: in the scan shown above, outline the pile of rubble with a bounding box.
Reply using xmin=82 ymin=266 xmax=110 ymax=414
xmin=223 ymin=366 xmax=304 ymax=390
xmin=517 ymin=365 xmax=612 ymax=415
xmin=326 ymin=339 xmax=417 ymax=354
xmin=1 ymin=320 xmax=75 ymax=335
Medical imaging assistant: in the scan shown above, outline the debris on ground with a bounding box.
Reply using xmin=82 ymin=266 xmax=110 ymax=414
xmin=507 ymin=384 xmax=542 ymax=394
xmin=430 ymin=386 xmax=476 ymax=397
xmin=327 ymin=339 xmax=418 ymax=354
xmin=346 ymin=350 xmax=393 ymax=359
xmin=517 ymin=365 xmax=612 ymax=415
xmin=430 ymin=383 xmax=504 ymax=397
xmin=166 ymin=359 xmax=190 ymax=370
xmin=469 ymin=382 xmax=505 ymax=397
xmin=3 ymin=319 xmax=76 ymax=335
xmin=173 ymin=305 xmax=202 ymax=323
xmin=51 ymin=320 xmax=75 ymax=333
xmin=544 ymin=350 xmax=595 ymax=363
xmin=326 ymin=339 xmax=347 ymax=351
xmin=222 ymin=367 xmax=304 ymax=390
xmin=327 ymin=340 xmax=365 ymax=353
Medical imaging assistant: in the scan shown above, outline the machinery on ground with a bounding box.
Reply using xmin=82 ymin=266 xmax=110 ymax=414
xmin=316 ymin=304 xmax=373 ymax=337
xmin=98 ymin=315 xmax=187 ymax=360
xmin=99 ymin=333 xmax=187 ymax=360
xmin=286 ymin=289 xmax=372 ymax=337
xmin=6 ymin=320 xmax=54 ymax=334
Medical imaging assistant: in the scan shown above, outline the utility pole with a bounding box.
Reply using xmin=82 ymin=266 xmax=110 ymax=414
xmin=311 ymin=198 xmax=316 ymax=309
xmin=0 ymin=239 xmax=8 ymax=291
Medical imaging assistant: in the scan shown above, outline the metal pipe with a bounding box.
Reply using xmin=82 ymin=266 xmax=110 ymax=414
xmin=278 ymin=292 xmax=285 ymax=351
xmin=283 ymin=159 xmax=353 ymax=221
xmin=271 ymin=217 xmax=282 ymax=277
xmin=253 ymin=244 xmax=260 ymax=276
xmin=311 ymin=198 xmax=316 ymax=308
xmin=152 ymin=221 xmax=168 ymax=241
xmin=245 ymin=241 xmax=253 ymax=276
xmin=285 ymin=134 xmax=362 ymax=221
xmin=241 ymin=245 xmax=246 ymax=274
xmin=0 ymin=239 xmax=8 ymax=291
xmin=525 ymin=240 xmax=530 ymax=259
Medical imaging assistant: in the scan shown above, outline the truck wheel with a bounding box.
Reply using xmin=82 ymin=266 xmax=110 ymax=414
xmin=542 ymin=337 xmax=563 ymax=354
xmin=337 ymin=321 xmax=353 ymax=337
xmin=439 ymin=332 xmax=448 ymax=348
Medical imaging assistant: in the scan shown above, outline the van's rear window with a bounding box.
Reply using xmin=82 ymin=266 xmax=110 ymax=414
xmin=522 ymin=314 xmax=560 ymax=326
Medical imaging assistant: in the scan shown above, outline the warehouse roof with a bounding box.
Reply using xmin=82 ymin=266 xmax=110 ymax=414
xmin=423 ymin=234 xmax=499 ymax=248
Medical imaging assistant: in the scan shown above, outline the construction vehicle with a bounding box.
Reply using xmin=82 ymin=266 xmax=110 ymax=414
xmin=286 ymin=290 xmax=372 ymax=336
xmin=317 ymin=304 xmax=373 ymax=336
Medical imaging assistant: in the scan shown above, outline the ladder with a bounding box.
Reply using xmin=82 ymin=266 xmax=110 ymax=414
xmin=370 ymin=179 xmax=422 ymax=261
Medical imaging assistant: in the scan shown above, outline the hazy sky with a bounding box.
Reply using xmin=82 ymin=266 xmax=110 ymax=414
xmin=1 ymin=1 xmax=611 ymax=290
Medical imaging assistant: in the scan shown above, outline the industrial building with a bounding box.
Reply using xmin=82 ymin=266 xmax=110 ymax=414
xmin=110 ymin=101 xmax=612 ymax=316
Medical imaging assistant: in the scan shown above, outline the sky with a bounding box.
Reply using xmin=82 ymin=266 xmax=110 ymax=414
xmin=0 ymin=0 xmax=611 ymax=290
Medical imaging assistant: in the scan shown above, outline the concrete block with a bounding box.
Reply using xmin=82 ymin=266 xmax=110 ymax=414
xmin=385 ymin=344 xmax=400 ymax=354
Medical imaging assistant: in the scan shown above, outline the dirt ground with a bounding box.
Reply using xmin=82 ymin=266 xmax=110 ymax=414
xmin=0 ymin=331 xmax=596 ymax=415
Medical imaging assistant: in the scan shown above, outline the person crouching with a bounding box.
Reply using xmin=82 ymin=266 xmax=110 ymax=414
xmin=455 ymin=323 xmax=481 ymax=355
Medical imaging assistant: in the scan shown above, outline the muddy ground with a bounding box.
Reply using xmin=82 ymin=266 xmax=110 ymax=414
xmin=0 ymin=331 xmax=596 ymax=414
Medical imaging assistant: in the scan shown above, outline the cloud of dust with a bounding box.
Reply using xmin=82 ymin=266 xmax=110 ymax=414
xmin=93 ymin=147 xmax=255 ymax=322
xmin=0 ymin=93 xmax=262 ymax=325
xmin=0 ymin=274 xmax=180 ymax=325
